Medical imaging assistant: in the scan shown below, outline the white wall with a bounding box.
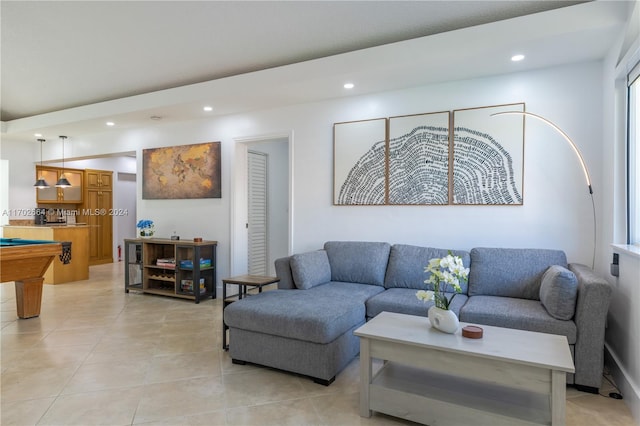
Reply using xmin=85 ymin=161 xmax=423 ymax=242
xmin=2 ymin=61 xmax=605 ymax=289
xmin=602 ymin=0 xmax=640 ymax=420
xmin=607 ymin=248 xmax=640 ymax=422
xmin=0 ymin=160 xmax=8 ymax=234
xmin=294 ymin=64 xmax=602 ymax=261
xmin=115 ymin=172 xmax=137 ymax=259
xmin=1 ymin=139 xmax=37 ymax=218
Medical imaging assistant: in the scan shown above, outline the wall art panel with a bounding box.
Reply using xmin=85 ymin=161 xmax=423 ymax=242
xmin=388 ymin=112 xmax=450 ymax=205
xmin=143 ymin=141 xmax=221 ymax=199
xmin=333 ymin=118 xmax=387 ymax=205
xmin=452 ymin=103 xmax=524 ymax=205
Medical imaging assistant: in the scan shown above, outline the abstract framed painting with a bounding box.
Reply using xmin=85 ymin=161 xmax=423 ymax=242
xmin=388 ymin=111 xmax=450 ymax=205
xmin=452 ymin=103 xmax=525 ymax=205
xmin=333 ymin=118 xmax=387 ymax=205
xmin=142 ymin=141 xmax=222 ymax=199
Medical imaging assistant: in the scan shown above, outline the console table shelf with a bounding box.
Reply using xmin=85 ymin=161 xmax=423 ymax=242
xmin=124 ymin=238 xmax=217 ymax=303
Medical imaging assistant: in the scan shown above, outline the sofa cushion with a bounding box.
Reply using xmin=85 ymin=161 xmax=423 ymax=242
xmin=366 ymin=287 xmax=468 ymax=319
xmin=290 ymin=250 xmax=331 ymax=289
xmin=468 ymin=247 xmax=568 ymax=299
xmin=384 ymin=244 xmax=470 ymax=293
xmin=539 ymin=265 xmax=578 ymax=320
xmin=324 ymin=241 xmax=391 ymax=286
xmin=459 ymin=295 xmax=576 ymax=344
xmin=313 ymin=281 xmax=385 ymax=303
xmin=224 ymin=282 xmax=384 ymax=344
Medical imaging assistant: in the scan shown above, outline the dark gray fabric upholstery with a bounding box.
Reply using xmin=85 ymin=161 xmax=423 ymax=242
xmin=540 ymin=265 xmax=578 ymax=320
xmin=366 ymin=287 xmax=468 ymax=319
xmin=313 ymin=281 xmax=385 ymax=299
xmin=224 ymin=282 xmax=383 ymax=344
xmin=274 ymin=256 xmax=296 ymax=289
xmin=324 ymin=241 xmax=391 ymax=286
xmin=459 ymin=295 xmax=577 ymax=344
xmin=290 ymin=250 xmax=331 ymax=289
xmin=468 ymin=247 xmax=568 ymax=299
xmin=229 ymin=322 xmax=361 ymax=382
xmin=384 ymin=244 xmax=470 ymax=293
xmin=569 ymin=263 xmax=613 ymax=388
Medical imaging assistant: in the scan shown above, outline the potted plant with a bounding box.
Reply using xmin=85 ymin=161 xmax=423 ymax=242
xmin=137 ymin=219 xmax=154 ymax=238
xmin=416 ymin=251 xmax=469 ymax=333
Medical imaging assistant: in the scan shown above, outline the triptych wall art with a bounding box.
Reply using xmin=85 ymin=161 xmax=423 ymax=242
xmin=333 ymin=103 xmax=524 ymax=206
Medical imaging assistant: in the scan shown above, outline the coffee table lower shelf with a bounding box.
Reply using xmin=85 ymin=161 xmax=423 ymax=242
xmin=370 ymin=362 xmax=549 ymax=425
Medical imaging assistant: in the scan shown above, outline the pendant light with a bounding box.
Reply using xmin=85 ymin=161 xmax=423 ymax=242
xmin=55 ymin=135 xmax=71 ymax=188
xmin=34 ymin=138 xmax=49 ymax=188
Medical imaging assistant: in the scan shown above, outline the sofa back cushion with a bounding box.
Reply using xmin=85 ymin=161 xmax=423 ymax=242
xmin=468 ymin=247 xmax=568 ymax=299
xmin=539 ymin=265 xmax=578 ymax=320
xmin=290 ymin=250 xmax=331 ymax=290
xmin=384 ymin=244 xmax=470 ymax=293
xmin=324 ymin=241 xmax=391 ymax=286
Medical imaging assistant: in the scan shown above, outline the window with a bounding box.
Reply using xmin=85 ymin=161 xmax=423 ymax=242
xmin=628 ymin=62 xmax=640 ymax=245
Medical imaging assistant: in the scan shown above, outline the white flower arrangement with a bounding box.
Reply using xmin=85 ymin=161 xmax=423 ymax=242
xmin=416 ymin=251 xmax=470 ymax=310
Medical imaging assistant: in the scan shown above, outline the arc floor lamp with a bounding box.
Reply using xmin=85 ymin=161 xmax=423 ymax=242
xmin=491 ymin=111 xmax=596 ymax=269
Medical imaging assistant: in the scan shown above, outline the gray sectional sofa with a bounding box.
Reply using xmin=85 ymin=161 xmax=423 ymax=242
xmin=224 ymin=241 xmax=612 ymax=392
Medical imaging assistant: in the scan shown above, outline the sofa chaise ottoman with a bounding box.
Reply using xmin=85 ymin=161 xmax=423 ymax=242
xmin=224 ymin=241 xmax=389 ymax=384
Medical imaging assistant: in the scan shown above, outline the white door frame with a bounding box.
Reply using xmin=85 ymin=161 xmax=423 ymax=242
xmin=230 ymin=131 xmax=293 ymax=276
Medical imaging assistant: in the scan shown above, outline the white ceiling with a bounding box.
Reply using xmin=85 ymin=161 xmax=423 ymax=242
xmin=0 ymin=0 xmax=631 ymax=143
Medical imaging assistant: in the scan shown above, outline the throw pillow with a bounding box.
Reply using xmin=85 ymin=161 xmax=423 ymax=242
xmin=290 ymin=250 xmax=331 ymax=290
xmin=539 ymin=265 xmax=578 ymax=320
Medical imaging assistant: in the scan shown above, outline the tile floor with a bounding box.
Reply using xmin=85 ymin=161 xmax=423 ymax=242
xmin=1 ymin=262 xmax=636 ymax=425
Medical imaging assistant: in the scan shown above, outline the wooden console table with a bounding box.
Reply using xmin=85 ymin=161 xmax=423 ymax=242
xmin=123 ymin=238 xmax=217 ymax=303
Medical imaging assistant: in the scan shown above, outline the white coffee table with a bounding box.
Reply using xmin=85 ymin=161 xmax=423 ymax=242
xmin=354 ymin=311 xmax=575 ymax=426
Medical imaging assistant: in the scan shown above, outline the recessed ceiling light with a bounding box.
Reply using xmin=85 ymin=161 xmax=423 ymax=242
xmin=106 ymin=121 xmax=115 ymax=126
xmin=343 ymin=83 xmax=354 ymax=89
xmin=203 ymin=106 xmax=213 ymax=112
xmin=34 ymin=133 xmax=43 ymax=137
xmin=511 ymin=54 xmax=525 ymax=62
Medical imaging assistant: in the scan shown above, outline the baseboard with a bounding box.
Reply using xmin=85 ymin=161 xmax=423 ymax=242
xmin=604 ymin=343 xmax=640 ymax=424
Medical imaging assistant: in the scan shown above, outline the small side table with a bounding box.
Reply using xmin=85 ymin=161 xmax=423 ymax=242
xmin=222 ymin=274 xmax=280 ymax=350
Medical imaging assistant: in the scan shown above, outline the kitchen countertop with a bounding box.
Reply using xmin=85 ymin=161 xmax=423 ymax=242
xmin=3 ymin=224 xmax=89 ymax=228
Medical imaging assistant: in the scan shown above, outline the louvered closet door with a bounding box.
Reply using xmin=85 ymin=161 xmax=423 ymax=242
xmin=248 ymin=151 xmax=268 ymax=275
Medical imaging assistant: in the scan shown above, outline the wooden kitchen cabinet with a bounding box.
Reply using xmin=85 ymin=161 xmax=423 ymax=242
xmin=80 ymin=169 xmax=114 ymax=265
xmin=35 ymin=166 xmax=83 ymax=204
xmin=85 ymin=169 xmax=113 ymax=190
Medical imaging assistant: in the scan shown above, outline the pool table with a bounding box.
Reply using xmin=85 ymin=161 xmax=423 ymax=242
xmin=0 ymin=238 xmax=62 ymax=318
